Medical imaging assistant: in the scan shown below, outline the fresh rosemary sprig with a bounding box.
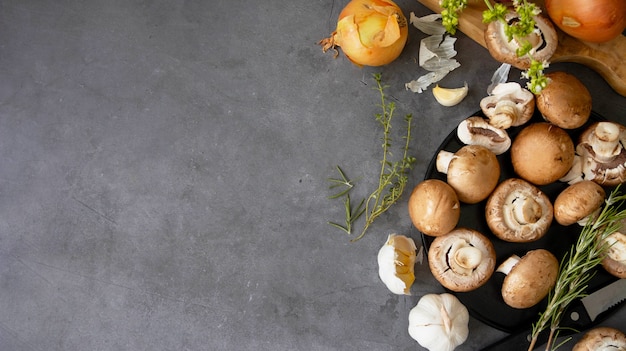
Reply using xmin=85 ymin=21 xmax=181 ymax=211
xmin=440 ymin=0 xmax=549 ymax=94
xmin=327 ymin=73 xmax=416 ymax=241
xmin=528 ymin=186 xmax=626 ymax=351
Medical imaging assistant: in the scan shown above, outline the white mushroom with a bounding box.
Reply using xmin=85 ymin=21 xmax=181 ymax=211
xmin=456 ymin=116 xmax=511 ymax=155
xmin=486 ymin=178 xmax=553 ymax=243
xmin=484 ymin=11 xmax=558 ymax=70
xmin=408 ymin=293 xmax=469 ymax=351
xmin=377 ymin=234 xmax=418 ymax=295
xmin=573 ymin=121 xmax=626 ymax=186
xmin=436 ymin=145 xmax=500 ymax=204
xmin=479 ymin=82 xmax=535 ymax=129
xmin=572 ymin=327 xmax=626 ymax=351
xmin=428 ymin=228 xmax=496 ymax=292
xmin=497 ymin=249 xmax=559 ymax=309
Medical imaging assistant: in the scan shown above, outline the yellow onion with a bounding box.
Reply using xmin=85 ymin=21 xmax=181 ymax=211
xmin=545 ymin=0 xmax=626 ymax=43
xmin=318 ymin=0 xmax=408 ymax=67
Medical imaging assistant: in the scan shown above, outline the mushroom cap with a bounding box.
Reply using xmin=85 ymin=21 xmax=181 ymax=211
xmin=428 ymin=227 xmax=496 ymax=292
xmin=572 ymin=327 xmax=626 ymax=351
xmin=501 ymin=249 xmax=559 ymax=309
xmin=484 ymin=12 xmax=557 ymax=70
xmin=554 ymin=180 xmax=606 ymax=226
xmin=602 ymin=230 xmax=626 ymax=278
xmin=537 ymin=71 xmax=592 ymax=129
xmin=457 ymin=116 xmax=511 ymax=155
xmin=408 ymin=179 xmax=460 ymax=237
xmin=443 ymin=144 xmax=501 ymax=204
xmin=486 ymin=178 xmax=554 ymax=243
xmin=576 ymin=121 xmax=626 ymax=186
xmin=511 ymin=122 xmax=575 ymax=185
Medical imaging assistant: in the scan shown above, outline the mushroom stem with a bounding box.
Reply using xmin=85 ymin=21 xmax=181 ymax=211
xmin=496 ymin=255 xmax=520 ymax=275
xmin=591 ymin=122 xmax=622 ymax=161
xmin=490 ymin=100 xmax=518 ymax=129
xmin=436 ymin=150 xmax=454 ymax=174
xmin=503 ymin=195 xmax=542 ymax=227
xmin=454 ymin=246 xmax=483 ymax=270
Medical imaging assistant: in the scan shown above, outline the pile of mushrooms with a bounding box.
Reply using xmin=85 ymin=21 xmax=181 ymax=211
xmin=398 ymin=70 xmax=626 ymax=349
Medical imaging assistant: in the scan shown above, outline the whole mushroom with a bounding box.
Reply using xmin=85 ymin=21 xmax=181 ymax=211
xmin=572 ymin=121 xmax=626 ymax=186
xmin=497 ymin=249 xmax=559 ymax=309
xmin=572 ymin=327 xmax=626 ymax=351
xmin=408 ymin=179 xmax=460 ymax=237
xmin=436 ymin=144 xmax=500 ymax=204
xmin=536 ymin=71 xmax=592 ymax=129
xmin=479 ymin=82 xmax=535 ymax=130
xmin=602 ymin=218 xmax=626 ymax=279
xmin=511 ymin=122 xmax=575 ymax=185
xmin=554 ymin=180 xmax=605 ymax=226
xmin=484 ymin=11 xmax=558 ymax=70
xmin=486 ymin=178 xmax=553 ymax=243
xmin=428 ymin=228 xmax=496 ymax=292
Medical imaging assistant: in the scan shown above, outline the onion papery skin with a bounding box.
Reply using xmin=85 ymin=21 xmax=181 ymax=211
xmin=545 ymin=0 xmax=626 ymax=43
xmin=320 ymin=0 xmax=408 ymax=67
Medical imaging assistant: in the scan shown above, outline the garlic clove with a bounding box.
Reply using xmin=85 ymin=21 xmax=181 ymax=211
xmin=432 ymin=83 xmax=468 ymax=107
xmin=377 ymin=234 xmax=418 ymax=295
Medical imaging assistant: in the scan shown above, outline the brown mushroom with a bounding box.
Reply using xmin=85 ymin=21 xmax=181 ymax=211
xmin=554 ymin=180 xmax=605 ymax=226
xmin=572 ymin=327 xmax=626 ymax=351
xmin=457 ymin=116 xmax=511 ymax=155
xmin=486 ymin=178 xmax=553 ymax=243
xmin=573 ymin=121 xmax=626 ymax=186
xmin=408 ymin=179 xmax=460 ymax=237
xmin=484 ymin=11 xmax=557 ymax=70
xmin=537 ymin=71 xmax=592 ymax=129
xmin=511 ymin=122 xmax=575 ymax=185
xmin=436 ymin=145 xmax=500 ymax=204
xmin=479 ymin=82 xmax=535 ymax=129
xmin=428 ymin=228 xmax=496 ymax=292
xmin=602 ymin=219 xmax=626 ymax=278
xmin=497 ymin=249 xmax=559 ymax=309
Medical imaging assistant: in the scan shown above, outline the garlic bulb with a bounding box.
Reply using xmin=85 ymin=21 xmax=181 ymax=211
xmin=408 ymin=293 xmax=469 ymax=351
xmin=377 ymin=234 xmax=418 ymax=295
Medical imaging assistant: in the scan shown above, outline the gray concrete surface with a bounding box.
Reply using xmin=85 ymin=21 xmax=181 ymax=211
xmin=0 ymin=1 xmax=624 ymax=350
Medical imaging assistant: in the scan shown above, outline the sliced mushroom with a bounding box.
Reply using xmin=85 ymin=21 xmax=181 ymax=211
xmin=511 ymin=122 xmax=575 ymax=185
xmin=574 ymin=121 xmax=626 ymax=186
xmin=602 ymin=229 xmax=626 ymax=279
xmin=436 ymin=145 xmax=500 ymax=204
xmin=408 ymin=179 xmax=460 ymax=237
xmin=554 ymin=180 xmax=605 ymax=226
xmin=537 ymin=71 xmax=592 ymax=129
xmin=573 ymin=327 xmax=626 ymax=351
xmin=486 ymin=178 xmax=553 ymax=243
xmin=484 ymin=12 xmax=558 ymax=70
xmin=457 ymin=116 xmax=511 ymax=155
xmin=479 ymin=82 xmax=535 ymax=129
xmin=497 ymin=249 xmax=559 ymax=309
xmin=428 ymin=228 xmax=496 ymax=292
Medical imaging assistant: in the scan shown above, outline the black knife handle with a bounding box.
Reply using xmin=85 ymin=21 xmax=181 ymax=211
xmin=480 ymin=300 xmax=594 ymax=351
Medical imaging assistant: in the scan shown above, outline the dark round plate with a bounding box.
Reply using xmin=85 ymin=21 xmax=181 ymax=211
xmin=420 ymin=110 xmax=618 ymax=333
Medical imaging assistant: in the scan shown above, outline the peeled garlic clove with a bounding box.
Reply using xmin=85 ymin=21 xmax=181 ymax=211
xmin=432 ymin=83 xmax=468 ymax=107
xmin=377 ymin=233 xmax=418 ymax=295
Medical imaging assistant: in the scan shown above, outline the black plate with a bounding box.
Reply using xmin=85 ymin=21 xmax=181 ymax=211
xmin=420 ymin=110 xmax=619 ymax=333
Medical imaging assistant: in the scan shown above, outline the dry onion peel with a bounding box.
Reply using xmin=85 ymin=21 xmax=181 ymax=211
xmin=318 ymin=0 xmax=408 ymax=67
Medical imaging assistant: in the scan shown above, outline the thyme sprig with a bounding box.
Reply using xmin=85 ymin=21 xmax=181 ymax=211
xmin=328 ymin=73 xmax=416 ymax=242
xmin=440 ymin=0 xmax=549 ymax=94
xmin=528 ymin=186 xmax=626 ymax=351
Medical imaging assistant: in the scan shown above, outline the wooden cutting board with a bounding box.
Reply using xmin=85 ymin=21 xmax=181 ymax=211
xmin=417 ymin=0 xmax=626 ymax=97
